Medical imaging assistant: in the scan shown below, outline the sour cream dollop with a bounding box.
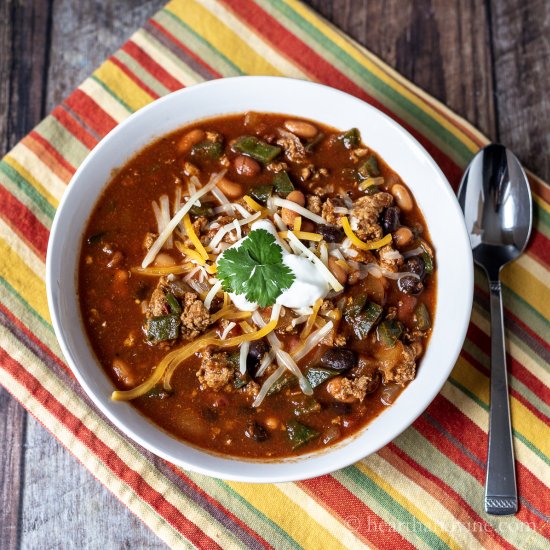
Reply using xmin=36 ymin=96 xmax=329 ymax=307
xmin=221 ymin=220 xmax=330 ymax=311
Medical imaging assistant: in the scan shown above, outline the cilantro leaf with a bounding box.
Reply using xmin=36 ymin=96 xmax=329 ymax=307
xmin=217 ymin=229 xmax=295 ymax=307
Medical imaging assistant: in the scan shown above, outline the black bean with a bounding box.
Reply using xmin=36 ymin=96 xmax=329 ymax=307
xmin=327 ymin=402 xmax=353 ymax=415
xmin=320 ymin=348 xmax=357 ymax=372
xmin=245 ymin=421 xmax=269 ymax=442
xmin=248 ymin=339 xmax=269 ymax=371
xmin=404 ymin=256 xmax=425 ymax=279
xmin=317 ymin=224 xmax=344 ymax=243
xmin=398 ymin=276 xmax=424 ymax=295
xmin=382 ymin=206 xmax=400 ymax=233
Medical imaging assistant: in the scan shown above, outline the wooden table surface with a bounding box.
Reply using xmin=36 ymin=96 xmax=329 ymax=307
xmin=1 ymin=1 xmax=548 ymax=548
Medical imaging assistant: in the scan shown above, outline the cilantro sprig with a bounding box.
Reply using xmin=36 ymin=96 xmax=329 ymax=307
xmin=217 ymin=229 xmax=295 ymax=307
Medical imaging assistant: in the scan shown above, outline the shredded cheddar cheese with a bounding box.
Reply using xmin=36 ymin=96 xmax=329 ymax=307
xmin=341 ymin=216 xmax=393 ymax=251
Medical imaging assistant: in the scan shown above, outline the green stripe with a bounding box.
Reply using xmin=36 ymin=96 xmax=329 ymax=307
xmin=394 ymin=428 xmax=548 ymax=547
xmin=338 ymin=465 xmax=449 ymax=549
xmin=114 ymin=50 xmax=170 ymax=98
xmin=261 ymin=0 xmax=473 ymax=168
xmin=183 ymin=475 xmax=303 ymax=549
xmin=461 ymin=337 xmax=550 ymax=421
xmin=35 ymin=114 xmax=91 ymax=168
xmin=533 ymin=198 xmax=550 ymax=234
xmin=89 ymin=75 xmax=134 ymax=114
xmin=447 ymin=376 xmax=550 ymax=466
xmin=157 ymin=9 xmax=243 ymax=76
xmin=0 ymin=162 xmax=56 ymax=221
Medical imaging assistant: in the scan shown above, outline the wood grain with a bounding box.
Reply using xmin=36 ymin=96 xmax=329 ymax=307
xmin=1 ymin=0 xmax=548 ymax=548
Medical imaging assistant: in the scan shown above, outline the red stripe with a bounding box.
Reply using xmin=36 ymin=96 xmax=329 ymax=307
xmin=0 ymin=185 xmax=48 ymax=260
xmin=51 ymin=106 xmax=98 ymax=150
xmin=0 ymin=302 xmax=72 ymax=377
xmin=466 ymin=323 xmax=550 ymax=406
xmin=163 ymin=463 xmax=274 ymax=549
xmin=417 ymin=395 xmax=549 ymax=520
xmin=1 ymin=350 xmax=222 ymax=549
xmin=299 ymin=475 xmax=416 ymax=548
xmin=27 ymin=131 xmax=76 ymax=178
xmin=526 ymin=231 xmax=550 ymax=267
xmin=383 ymin=445 xmax=516 ymax=550
xmin=109 ymin=56 xmax=160 ymax=100
xmin=64 ymin=90 xmax=118 ymax=137
xmin=221 ymin=0 xmax=465 ymax=188
xmin=122 ymin=41 xmax=183 ymax=92
xmin=148 ymin=19 xmax=222 ymax=79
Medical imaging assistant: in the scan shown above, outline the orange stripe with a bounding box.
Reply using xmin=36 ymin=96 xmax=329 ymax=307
xmin=22 ymin=133 xmax=74 ymax=183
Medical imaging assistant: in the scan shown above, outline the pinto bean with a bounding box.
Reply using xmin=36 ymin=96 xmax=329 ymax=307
xmin=218 ymin=177 xmax=244 ymax=199
xmin=176 ymin=129 xmax=205 ymax=153
xmin=328 ymin=256 xmax=348 ymax=286
xmin=234 ymin=154 xmax=260 ymax=176
xmin=391 ymin=184 xmax=413 ymax=212
xmin=286 ymin=190 xmax=306 ymax=206
xmin=153 ymin=252 xmax=176 ymax=267
xmin=393 ymin=227 xmax=413 ymax=248
xmin=281 ymin=190 xmax=306 ymax=225
xmin=283 ymin=120 xmax=318 ymax=139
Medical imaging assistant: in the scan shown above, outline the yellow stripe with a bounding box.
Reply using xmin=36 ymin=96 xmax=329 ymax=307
xmin=227 ymin=482 xmax=347 ymax=550
xmin=355 ymin=461 xmax=462 ymax=549
xmin=94 ymin=60 xmax=155 ymax=111
xmin=1 ymin=367 xmax=188 ymax=549
xmin=500 ymin=261 xmax=550 ymax=320
xmin=452 ymin=357 xmax=550 ymax=457
xmin=362 ymin=454 xmax=480 ymax=549
xmin=166 ymin=0 xmax=283 ymax=76
xmin=285 ymin=0 xmax=480 ymax=154
xmin=0 ymin=218 xmax=45 ymax=279
xmin=533 ymin=193 xmax=550 ymax=216
xmin=79 ymin=79 xmax=131 ymax=122
xmin=275 ymin=483 xmax=367 ymax=548
xmin=440 ymin=382 xmax=550 ymax=487
xmin=1 ymin=327 xmax=242 ymax=547
xmin=3 ymin=154 xmax=60 ymax=208
xmin=0 ymin=238 xmax=50 ymax=322
xmin=198 ymin=0 xmax=308 ymax=78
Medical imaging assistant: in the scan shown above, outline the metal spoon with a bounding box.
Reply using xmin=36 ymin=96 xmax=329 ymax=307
xmin=458 ymin=143 xmax=532 ymax=515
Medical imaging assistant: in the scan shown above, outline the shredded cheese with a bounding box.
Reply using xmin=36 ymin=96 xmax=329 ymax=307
xmin=209 ymin=211 xmax=262 ymax=249
xmin=243 ymin=195 xmax=265 ymax=212
xmin=272 ymin=196 xmax=325 ymax=225
xmin=300 ymin=298 xmax=323 ymax=340
xmin=183 ymin=214 xmax=209 ymax=260
xmin=286 ymin=231 xmax=343 ymax=292
xmin=293 ymin=216 xmax=302 ymax=232
xmin=142 ymin=171 xmax=226 ymax=268
xmin=278 ymin=230 xmax=323 ymax=242
xmin=175 ymin=242 xmax=206 ymax=265
xmin=130 ymin=264 xmax=194 ymax=276
xmin=220 ymin=322 xmax=236 ymax=340
xmin=341 ymin=216 xmax=393 ymax=251
xmin=239 ymin=341 xmax=250 ymax=374
xmin=239 ymin=321 xmax=254 ymax=334
xmin=204 ymin=280 xmax=223 ymax=311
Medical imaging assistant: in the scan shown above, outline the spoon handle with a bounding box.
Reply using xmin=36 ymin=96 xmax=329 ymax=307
xmin=485 ymin=279 xmax=518 ymax=515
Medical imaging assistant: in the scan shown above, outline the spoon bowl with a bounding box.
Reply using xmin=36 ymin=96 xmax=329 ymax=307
xmin=458 ymin=143 xmax=532 ymax=515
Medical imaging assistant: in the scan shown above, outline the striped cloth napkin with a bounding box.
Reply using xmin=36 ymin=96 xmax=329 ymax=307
xmin=1 ymin=1 xmax=548 ymax=548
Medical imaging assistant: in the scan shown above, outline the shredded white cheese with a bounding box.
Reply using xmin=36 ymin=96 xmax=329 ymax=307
xmin=203 ymin=280 xmax=222 ymax=310
xmin=272 ymin=197 xmax=326 ymax=225
xmin=220 ymin=322 xmax=236 ymax=340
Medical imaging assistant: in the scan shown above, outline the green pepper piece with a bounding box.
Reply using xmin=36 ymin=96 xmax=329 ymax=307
xmin=286 ymin=419 xmax=319 ymax=449
xmin=305 ymin=366 xmax=339 ymax=389
xmin=343 ymin=295 xmax=367 ymax=323
xmin=414 ymin=303 xmax=431 ymax=330
xmin=305 ymin=132 xmax=325 ymax=153
xmin=376 ymin=319 xmax=404 ymax=347
xmin=338 ymin=128 xmax=360 ymax=149
xmin=248 ymin=184 xmax=273 ymax=205
xmin=165 ymin=293 xmax=182 ymax=315
xmin=267 ymin=372 xmax=296 ymax=396
xmin=292 ymin=396 xmax=321 ymax=417
xmin=87 ymin=231 xmax=106 ymax=245
xmin=144 ymin=385 xmax=173 ymax=399
xmin=190 ymin=203 xmax=215 ymax=217
xmin=234 ymin=371 xmax=251 ymax=389
xmin=358 ymin=155 xmax=380 ymax=178
xmin=190 ymin=140 xmax=223 ymax=161
xmin=421 ymin=251 xmax=434 ymax=274
xmin=232 ymin=135 xmax=282 ymax=164
xmin=146 ymin=314 xmax=181 ymax=342
xmin=352 ymin=302 xmax=383 ymax=340
xmin=273 ymin=171 xmax=294 ymax=197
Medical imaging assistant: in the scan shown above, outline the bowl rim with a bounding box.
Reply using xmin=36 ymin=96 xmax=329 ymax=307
xmin=46 ymin=76 xmax=473 ymax=482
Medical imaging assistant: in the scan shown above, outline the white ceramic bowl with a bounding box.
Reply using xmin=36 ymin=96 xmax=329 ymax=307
xmin=46 ymin=76 xmax=473 ymax=482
